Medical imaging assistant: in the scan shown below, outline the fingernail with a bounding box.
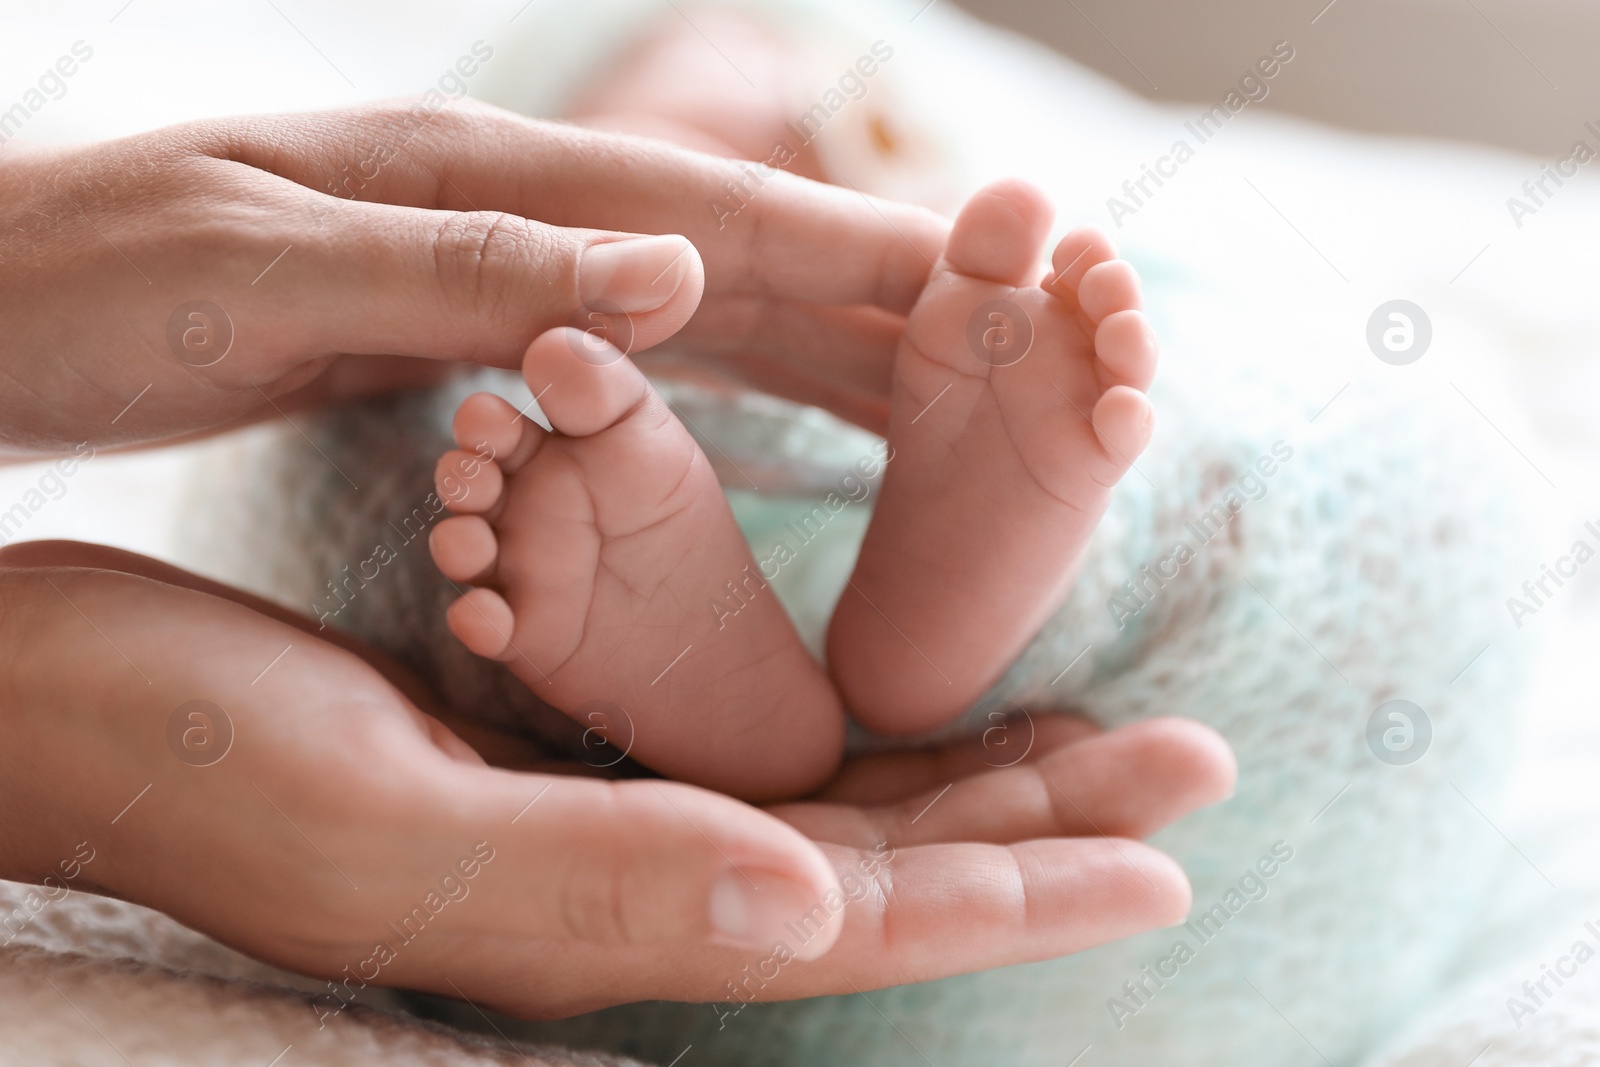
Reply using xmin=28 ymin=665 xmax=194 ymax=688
xmin=708 ymin=868 xmax=834 ymax=959
xmin=579 ymin=235 xmax=694 ymax=314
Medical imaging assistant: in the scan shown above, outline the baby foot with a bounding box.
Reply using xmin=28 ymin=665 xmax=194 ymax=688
xmin=828 ymin=179 xmax=1157 ymax=734
xmin=430 ymin=328 xmax=845 ymax=801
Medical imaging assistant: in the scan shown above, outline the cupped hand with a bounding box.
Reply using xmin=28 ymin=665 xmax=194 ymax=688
xmin=0 ymin=541 xmax=1233 ymax=1020
xmin=0 ymin=101 xmax=946 ymax=456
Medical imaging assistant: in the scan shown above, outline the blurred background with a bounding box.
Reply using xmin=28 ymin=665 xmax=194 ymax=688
xmin=965 ymin=0 xmax=1584 ymax=155
xmin=1 ymin=0 xmax=1590 ymax=153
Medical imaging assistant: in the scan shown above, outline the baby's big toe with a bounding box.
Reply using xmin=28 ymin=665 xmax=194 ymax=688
xmin=943 ymin=178 xmax=1055 ymax=286
xmin=523 ymin=327 xmax=650 ymax=438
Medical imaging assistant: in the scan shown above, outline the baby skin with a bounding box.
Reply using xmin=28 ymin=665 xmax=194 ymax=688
xmin=829 ymin=180 xmax=1156 ymax=733
xmin=429 ymin=330 xmax=846 ymax=802
xmin=429 ymin=179 xmax=1155 ymax=798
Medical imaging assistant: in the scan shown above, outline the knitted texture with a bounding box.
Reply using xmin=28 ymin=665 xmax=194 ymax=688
xmin=0 ymin=879 xmax=647 ymax=1067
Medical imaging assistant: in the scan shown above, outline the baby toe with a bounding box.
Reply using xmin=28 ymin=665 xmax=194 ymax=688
xmin=943 ymin=178 xmax=1055 ymax=286
xmin=1095 ymin=309 xmax=1159 ymax=392
xmin=453 ymin=393 xmax=521 ymax=455
xmin=429 ymin=515 xmax=499 ymax=583
xmin=1045 ymin=227 xmax=1116 ymax=294
xmin=446 ymin=587 xmax=517 ymax=660
xmin=453 ymin=392 xmax=545 ymax=474
xmin=1077 ymin=259 xmax=1144 ymax=322
xmin=1091 ymin=385 xmax=1155 ymax=481
xmin=436 ymin=449 xmax=504 ymax=516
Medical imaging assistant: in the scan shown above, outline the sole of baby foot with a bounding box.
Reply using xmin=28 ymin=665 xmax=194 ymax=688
xmin=828 ymin=178 xmax=1158 ymax=735
xmin=430 ymin=327 xmax=844 ymax=801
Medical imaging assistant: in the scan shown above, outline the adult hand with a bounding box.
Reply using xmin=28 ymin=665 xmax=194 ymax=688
xmin=0 ymin=541 xmax=1233 ymax=1019
xmin=0 ymin=101 xmax=944 ymax=456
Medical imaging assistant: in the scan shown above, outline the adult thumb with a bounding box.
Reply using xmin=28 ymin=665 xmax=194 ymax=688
xmin=262 ymin=191 xmax=706 ymax=371
xmin=467 ymin=773 xmax=846 ymax=959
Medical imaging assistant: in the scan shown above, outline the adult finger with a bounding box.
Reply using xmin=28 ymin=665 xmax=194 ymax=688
xmin=813 ymin=714 xmax=1103 ymax=807
xmin=199 ymin=102 xmax=948 ymax=315
xmin=204 ymin=162 xmax=708 ymax=374
xmin=437 ymin=769 xmax=846 ymax=959
xmin=774 ymin=718 xmax=1236 ymax=848
xmin=467 ymin=835 xmax=1192 ymax=1013
xmin=266 ymin=292 xmax=908 ymax=439
xmin=662 ymin=299 xmax=904 ymax=433
xmin=795 ymin=836 xmax=1192 ymax=990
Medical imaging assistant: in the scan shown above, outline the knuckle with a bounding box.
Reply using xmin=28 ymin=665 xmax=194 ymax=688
xmin=398 ymin=100 xmax=502 ymax=166
xmin=436 ymin=95 xmax=500 ymax=127
xmin=431 ymin=210 xmax=551 ymax=322
xmin=555 ymin=856 xmax=635 ymax=946
xmin=409 ymin=99 xmax=475 ymax=146
xmin=355 ymin=98 xmax=467 ymax=148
